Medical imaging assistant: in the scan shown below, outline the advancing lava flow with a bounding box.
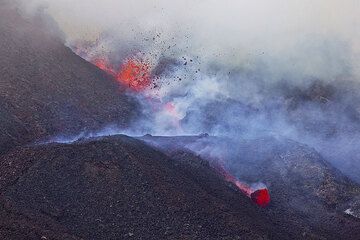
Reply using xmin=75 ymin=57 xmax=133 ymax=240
xmin=217 ymin=165 xmax=271 ymax=208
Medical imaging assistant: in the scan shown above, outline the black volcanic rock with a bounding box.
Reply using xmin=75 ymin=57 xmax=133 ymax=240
xmin=1 ymin=134 xmax=360 ymax=239
xmin=1 ymin=2 xmax=360 ymax=240
xmin=141 ymin=135 xmax=360 ymax=239
xmin=0 ymin=135 xmax=278 ymax=240
xmin=0 ymin=4 xmax=138 ymax=153
xmin=224 ymin=137 xmax=360 ymax=238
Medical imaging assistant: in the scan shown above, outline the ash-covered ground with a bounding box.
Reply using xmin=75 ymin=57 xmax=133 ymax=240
xmin=1 ymin=135 xmax=360 ymax=239
xmin=1 ymin=1 xmax=360 ymax=239
xmin=0 ymin=2 xmax=139 ymax=154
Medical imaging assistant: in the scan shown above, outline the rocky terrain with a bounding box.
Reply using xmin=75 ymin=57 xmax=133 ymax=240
xmin=1 ymin=1 xmax=360 ymax=239
xmin=0 ymin=3 xmax=138 ymax=154
xmin=0 ymin=135 xmax=283 ymax=239
xmin=0 ymin=135 xmax=359 ymax=239
xmin=143 ymin=135 xmax=360 ymax=237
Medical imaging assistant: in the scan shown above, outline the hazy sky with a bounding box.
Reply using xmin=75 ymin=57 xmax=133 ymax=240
xmin=22 ymin=0 xmax=360 ymax=44
xmin=20 ymin=0 xmax=360 ymax=79
xmin=14 ymin=1 xmax=360 ymax=182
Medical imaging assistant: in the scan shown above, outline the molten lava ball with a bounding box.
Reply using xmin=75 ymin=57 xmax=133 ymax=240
xmin=250 ymin=188 xmax=271 ymax=208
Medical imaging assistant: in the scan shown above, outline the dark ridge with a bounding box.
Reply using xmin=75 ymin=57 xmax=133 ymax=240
xmin=1 ymin=135 xmax=359 ymax=239
xmin=142 ymin=135 xmax=360 ymax=239
xmin=0 ymin=136 xmax=275 ymax=239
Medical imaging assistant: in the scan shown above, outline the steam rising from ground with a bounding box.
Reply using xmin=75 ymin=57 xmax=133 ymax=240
xmin=17 ymin=0 xmax=360 ymax=182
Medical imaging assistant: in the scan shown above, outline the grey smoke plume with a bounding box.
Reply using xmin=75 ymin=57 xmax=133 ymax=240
xmin=17 ymin=0 xmax=360 ymax=182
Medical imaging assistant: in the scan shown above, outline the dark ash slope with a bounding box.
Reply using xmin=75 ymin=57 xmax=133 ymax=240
xmin=0 ymin=4 xmax=138 ymax=153
xmin=0 ymin=135 xmax=278 ymax=240
xmin=142 ymin=135 xmax=360 ymax=239
xmin=0 ymin=135 xmax=359 ymax=239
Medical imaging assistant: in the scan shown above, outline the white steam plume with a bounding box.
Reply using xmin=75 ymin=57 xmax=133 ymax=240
xmin=17 ymin=0 xmax=360 ymax=182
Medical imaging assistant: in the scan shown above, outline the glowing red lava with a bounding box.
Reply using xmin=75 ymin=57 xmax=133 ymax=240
xmin=92 ymin=56 xmax=184 ymax=130
xmin=250 ymin=188 xmax=271 ymax=208
xmin=94 ymin=59 xmax=116 ymax=76
xmin=217 ymin=164 xmax=270 ymax=207
xmin=93 ymin=58 xmax=152 ymax=91
xmin=116 ymin=59 xmax=151 ymax=91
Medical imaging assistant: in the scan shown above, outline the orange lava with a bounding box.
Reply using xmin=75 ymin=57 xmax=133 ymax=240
xmin=94 ymin=59 xmax=116 ymax=76
xmin=93 ymin=58 xmax=152 ymax=91
xmin=116 ymin=59 xmax=152 ymax=91
xmin=217 ymin=164 xmax=270 ymax=207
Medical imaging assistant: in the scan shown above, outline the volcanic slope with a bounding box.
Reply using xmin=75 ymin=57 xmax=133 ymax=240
xmin=141 ymin=135 xmax=360 ymax=239
xmin=0 ymin=135 xmax=360 ymax=239
xmin=0 ymin=135 xmax=285 ymax=240
xmin=0 ymin=3 xmax=138 ymax=153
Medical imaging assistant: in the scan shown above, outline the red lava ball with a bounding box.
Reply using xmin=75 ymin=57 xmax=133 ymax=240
xmin=250 ymin=188 xmax=271 ymax=208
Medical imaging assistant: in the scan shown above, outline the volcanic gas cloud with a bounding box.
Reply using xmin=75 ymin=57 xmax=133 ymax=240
xmin=90 ymin=53 xmax=184 ymax=133
xmin=78 ymin=48 xmax=267 ymax=206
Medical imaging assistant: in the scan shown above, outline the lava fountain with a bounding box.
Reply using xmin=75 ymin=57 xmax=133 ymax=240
xmin=91 ymin=55 xmax=183 ymax=133
xmin=116 ymin=59 xmax=152 ymax=91
xmin=94 ymin=57 xmax=152 ymax=92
